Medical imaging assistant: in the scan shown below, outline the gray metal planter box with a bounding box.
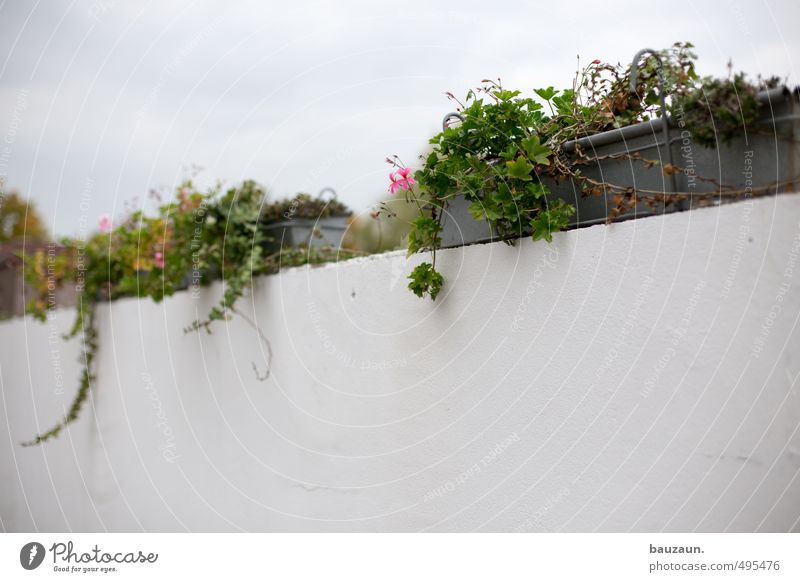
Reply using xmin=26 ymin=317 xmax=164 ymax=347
xmin=261 ymin=216 xmax=349 ymax=252
xmin=440 ymin=86 xmax=800 ymax=248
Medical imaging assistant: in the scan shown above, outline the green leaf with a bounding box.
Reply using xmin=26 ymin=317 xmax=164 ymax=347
xmin=494 ymin=183 xmax=513 ymax=203
xmin=552 ymin=90 xmax=575 ymax=117
xmin=530 ymin=201 xmax=573 ymax=243
xmin=524 ymin=181 xmax=549 ymax=200
xmin=494 ymin=89 xmax=521 ymax=102
xmin=521 ymin=135 xmax=552 ymax=166
xmin=534 ymin=86 xmax=557 ymax=101
xmin=406 ymin=215 xmax=442 ymax=256
xmin=530 ymin=212 xmax=555 ymax=243
xmin=499 ymin=145 xmax=518 ymax=161
xmin=467 ymin=200 xmax=486 ymax=221
xmin=408 ymin=262 xmax=444 ymax=300
xmin=505 ymin=157 xmax=534 ymax=181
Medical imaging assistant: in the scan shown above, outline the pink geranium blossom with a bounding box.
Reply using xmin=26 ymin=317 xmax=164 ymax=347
xmin=154 ymin=251 xmax=165 ymax=269
xmin=388 ymin=172 xmax=403 ymax=194
xmin=98 ymin=214 xmax=112 ymax=233
xmin=592 ymin=59 xmax=602 ymax=65
xmin=396 ymin=167 xmax=416 ymax=187
xmin=388 ymin=167 xmax=416 ymax=194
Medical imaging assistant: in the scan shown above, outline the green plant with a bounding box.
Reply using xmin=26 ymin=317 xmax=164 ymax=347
xmin=258 ymin=192 xmax=351 ymax=224
xmin=22 ymin=180 xmax=359 ymax=445
xmin=23 ymin=306 xmax=96 ymax=445
xmin=670 ymin=72 xmax=761 ymax=147
xmin=394 ymin=42 xmax=769 ymax=300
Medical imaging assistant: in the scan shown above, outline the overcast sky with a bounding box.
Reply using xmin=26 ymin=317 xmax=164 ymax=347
xmin=1 ymin=0 xmax=798 ymax=236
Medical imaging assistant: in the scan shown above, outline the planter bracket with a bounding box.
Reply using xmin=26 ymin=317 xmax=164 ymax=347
xmin=442 ymin=112 xmax=465 ymax=131
xmin=630 ymin=48 xmax=679 ymax=195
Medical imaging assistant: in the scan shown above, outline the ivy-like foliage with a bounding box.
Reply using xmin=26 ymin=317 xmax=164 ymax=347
xmin=22 ymin=304 xmax=96 ymax=446
xmin=671 ymin=73 xmax=762 ymax=147
xmin=258 ymin=192 xmax=351 ymax=223
xmin=398 ymin=42 xmax=770 ymax=300
xmin=183 ymin=180 xmax=269 ymax=331
xmin=22 ymin=181 xmax=355 ymax=445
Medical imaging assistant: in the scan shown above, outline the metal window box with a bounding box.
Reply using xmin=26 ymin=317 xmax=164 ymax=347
xmin=440 ymin=86 xmax=800 ymax=248
xmin=261 ymin=216 xmax=349 ymax=252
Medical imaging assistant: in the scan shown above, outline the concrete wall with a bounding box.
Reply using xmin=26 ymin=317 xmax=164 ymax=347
xmin=2 ymin=194 xmax=799 ymax=532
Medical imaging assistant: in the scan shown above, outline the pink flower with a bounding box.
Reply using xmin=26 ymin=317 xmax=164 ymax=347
xmin=154 ymin=251 xmax=165 ymax=269
xmin=592 ymin=59 xmax=602 ymax=65
xmin=396 ymin=167 xmax=416 ymax=186
xmin=98 ymin=214 xmax=112 ymax=233
xmin=389 ymin=172 xmax=403 ymax=194
xmin=388 ymin=167 xmax=416 ymax=194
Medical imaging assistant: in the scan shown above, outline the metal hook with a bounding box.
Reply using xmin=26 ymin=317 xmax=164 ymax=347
xmin=442 ymin=112 xmax=465 ymax=131
xmin=630 ymin=48 xmax=678 ymax=195
xmin=318 ymin=187 xmax=337 ymax=200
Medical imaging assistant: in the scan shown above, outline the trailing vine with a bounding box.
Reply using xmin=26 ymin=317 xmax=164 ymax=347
xmin=22 ymin=181 xmax=354 ymax=445
xmin=390 ymin=42 xmax=776 ymax=300
xmin=22 ymin=304 xmax=96 ymax=446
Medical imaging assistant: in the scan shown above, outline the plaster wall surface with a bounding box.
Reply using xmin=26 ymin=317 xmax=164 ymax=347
xmin=2 ymin=195 xmax=799 ymax=532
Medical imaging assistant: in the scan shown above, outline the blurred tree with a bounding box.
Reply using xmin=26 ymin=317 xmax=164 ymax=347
xmin=344 ymin=197 xmax=416 ymax=254
xmin=0 ymin=191 xmax=48 ymax=242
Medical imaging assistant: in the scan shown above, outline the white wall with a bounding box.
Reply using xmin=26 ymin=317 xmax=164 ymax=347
xmin=2 ymin=194 xmax=800 ymax=532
